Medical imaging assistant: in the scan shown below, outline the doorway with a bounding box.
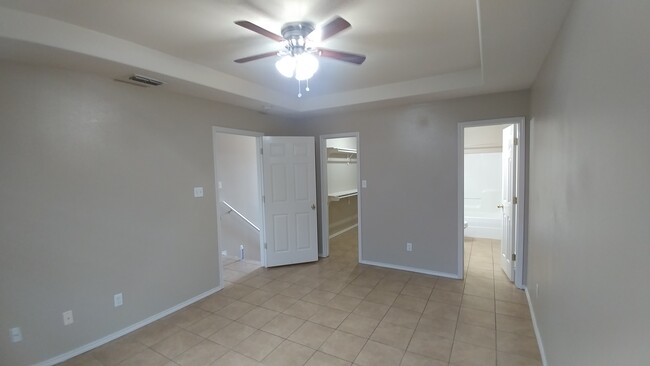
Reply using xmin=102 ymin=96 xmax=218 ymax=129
xmin=458 ymin=118 xmax=526 ymax=289
xmin=213 ymin=129 xmax=320 ymax=285
xmin=213 ymin=127 xmax=264 ymax=285
xmin=319 ymin=133 xmax=361 ymax=262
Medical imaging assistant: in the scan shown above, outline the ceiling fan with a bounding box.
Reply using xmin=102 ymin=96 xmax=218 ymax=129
xmin=234 ymin=16 xmax=366 ymax=97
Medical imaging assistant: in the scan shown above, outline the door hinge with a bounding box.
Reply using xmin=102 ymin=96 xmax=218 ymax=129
xmin=514 ymin=137 xmax=519 ymax=146
xmin=264 ymin=243 xmax=267 ymax=250
xmin=512 ymin=253 xmax=516 ymax=262
xmin=513 ymin=196 xmax=518 ymax=204
xmin=262 ymin=195 xmax=265 ymax=203
xmin=260 ymin=147 xmax=263 ymax=155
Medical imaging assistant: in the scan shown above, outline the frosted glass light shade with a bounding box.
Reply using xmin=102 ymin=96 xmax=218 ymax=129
xmin=294 ymin=53 xmax=319 ymax=81
xmin=275 ymin=56 xmax=296 ymax=78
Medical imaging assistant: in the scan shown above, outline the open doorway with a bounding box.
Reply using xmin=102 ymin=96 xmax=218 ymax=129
xmin=459 ymin=118 xmax=526 ymax=289
xmin=319 ymin=133 xmax=361 ymax=262
xmin=212 ymin=127 xmax=264 ymax=283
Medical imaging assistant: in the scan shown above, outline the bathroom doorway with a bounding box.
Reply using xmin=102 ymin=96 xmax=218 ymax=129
xmin=459 ymin=118 xmax=526 ymax=288
xmin=319 ymin=133 xmax=361 ymax=261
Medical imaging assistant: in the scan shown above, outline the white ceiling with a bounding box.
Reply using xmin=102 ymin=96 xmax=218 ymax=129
xmin=0 ymin=0 xmax=573 ymax=115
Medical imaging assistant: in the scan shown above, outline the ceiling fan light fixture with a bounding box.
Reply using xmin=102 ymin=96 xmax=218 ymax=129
xmin=275 ymin=53 xmax=319 ymax=82
xmin=294 ymin=53 xmax=319 ymax=81
xmin=275 ymin=56 xmax=296 ymax=78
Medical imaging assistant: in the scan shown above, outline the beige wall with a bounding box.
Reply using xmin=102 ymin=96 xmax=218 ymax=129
xmin=292 ymin=91 xmax=530 ymax=275
xmin=0 ymin=61 xmax=290 ymax=365
xmin=0 ymin=62 xmax=530 ymax=366
xmin=528 ymin=0 xmax=650 ymax=364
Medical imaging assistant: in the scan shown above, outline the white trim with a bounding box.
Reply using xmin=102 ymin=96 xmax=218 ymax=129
xmin=525 ymin=287 xmax=548 ymax=366
xmin=256 ymin=136 xmax=266 ymax=267
xmin=318 ymin=133 xmax=361 ymax=260
xmin=328 ymin=215 xmax=358 ymax=233
xmin=35 ymin=286 xmax=222 ymax=366
xmin=457 ymin=123 xmax=465 ymax=280
xmin=360 ymin=259 xmax=462 ymax=280
xmin=212 ymin=126 xmax=265 ymax=137
xmin=458 ymin=117 xmax=526 ymax=288
xmin=329 ymin=223 xmax=358 ymax=239
xmin=514 ymin=120 xmax=526 ymax=289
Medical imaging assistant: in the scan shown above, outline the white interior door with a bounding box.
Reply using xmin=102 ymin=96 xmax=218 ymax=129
xmin=262 ymin=136 xmax=318 ymax=267
xmin=500 ymin=125 xmax=516 ymax=281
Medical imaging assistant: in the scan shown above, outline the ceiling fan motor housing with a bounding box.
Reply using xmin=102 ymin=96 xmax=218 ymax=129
xmin=281 ymin=22 xmax=315 ymax=56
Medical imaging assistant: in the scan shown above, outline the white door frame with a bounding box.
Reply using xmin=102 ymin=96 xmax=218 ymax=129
xmin=319 ymin=133 xmax=362 ymax=260
xmin=212 ymin=126 xmax=265 ymax=289
xmin=457 ymin=117 xmax=526 ymax=289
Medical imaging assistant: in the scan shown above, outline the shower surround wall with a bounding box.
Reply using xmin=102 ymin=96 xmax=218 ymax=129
xmin=464 ymin=151 xmax=502 ymax=239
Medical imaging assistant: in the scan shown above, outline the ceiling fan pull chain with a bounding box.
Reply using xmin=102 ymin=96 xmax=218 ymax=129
xmin=305 ymin=78 xmax=310 ymax=92
xmin=297 ymin=79 xmax=302 ymax=98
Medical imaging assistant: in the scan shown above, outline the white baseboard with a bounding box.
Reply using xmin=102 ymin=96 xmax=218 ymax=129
xmin=359 ymin=259 xmax=461 ymax=280
xmin=35 ymin=286 xmax=223 ymax=366
xmin=525 ymin=287 xmax=548 ymax=366
xmin=329 ymin=215 xmax=357 ymax=229
xmin=329 ymin=223 xmax=358 ymax=239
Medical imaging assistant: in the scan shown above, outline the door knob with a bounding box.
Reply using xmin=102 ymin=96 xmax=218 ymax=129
xmin=311 ymin=204 xmax=316 ymax=210
xmin=497 ymin=205 xmax=504 ymax=209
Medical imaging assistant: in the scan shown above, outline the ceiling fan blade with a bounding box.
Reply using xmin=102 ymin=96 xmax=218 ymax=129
xmin=234 ymin=20 xmax=284 ymax=42
xmin=234 ymin=51 xmax=278 ymax=63
xmin=320 ymin=16 xmax=351 ymax=41
xmin=319 ymin=48 xmax=366 ymax=64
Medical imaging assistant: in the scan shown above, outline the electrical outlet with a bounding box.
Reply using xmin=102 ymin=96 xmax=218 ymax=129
xmin=193 ymin=187 xmax=204 ymax=198
xmin=63 ymin=310 xmax=74 ymax=326
xmin=114 ymin=293 xmax=123 ymax=307
xmin=221 ymin=250 xmax=227 ymax=256
xmin=406 ymin=242 xmax=413 ymax=252
xmin=10 ymin=327 xmax=22 ymax=343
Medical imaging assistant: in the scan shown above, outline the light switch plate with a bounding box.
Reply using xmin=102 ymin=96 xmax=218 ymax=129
xmin=63 ymin=310 xmax=73 ymax=326
xmin=193 ymin=187 xmax=204 ymax=198
xmin=114 ymin=293 xmax=123 ymax=307
xmin=361 ymin=180 xmax=367 ymax=188
xmin=10 ymin=327 xmax=22 ymax=343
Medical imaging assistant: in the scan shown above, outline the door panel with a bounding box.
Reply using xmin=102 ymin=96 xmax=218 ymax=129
xmin=273 ymin=215 xmax=289 ymax=252
xmin=294 ymin=163 xmax=309 ymax=200
xmin=263 ymin=136 xmax=318 ymax=267
xmin=500 ymin=125 xmax=516 ymax=281
xmin=296 ymin=213 xmax=311 ymax=249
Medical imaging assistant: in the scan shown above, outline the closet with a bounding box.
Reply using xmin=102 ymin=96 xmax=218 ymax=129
xmin=326 ymin=137 xmax=358 ymax=238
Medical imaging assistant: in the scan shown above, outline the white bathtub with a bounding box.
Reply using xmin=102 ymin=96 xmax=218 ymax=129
xmin=464 ymin=214 xmax=502 ymax=240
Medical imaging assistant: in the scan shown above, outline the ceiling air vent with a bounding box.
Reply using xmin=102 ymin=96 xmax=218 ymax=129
xmin=127 ymin=74 xmax=165 ymax=87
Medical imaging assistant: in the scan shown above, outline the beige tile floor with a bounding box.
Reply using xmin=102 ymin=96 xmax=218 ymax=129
xmin=60 ymin=231 xmax=541 ymax=366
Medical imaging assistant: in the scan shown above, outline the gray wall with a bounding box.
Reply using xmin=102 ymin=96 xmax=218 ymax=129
xmin=0 ymin=61 xmax=290 ymax=366
xmin=292 ymin=91 xmax=530 ymax=275
xmin=528 ymin=0 xmax=650 ymax=364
